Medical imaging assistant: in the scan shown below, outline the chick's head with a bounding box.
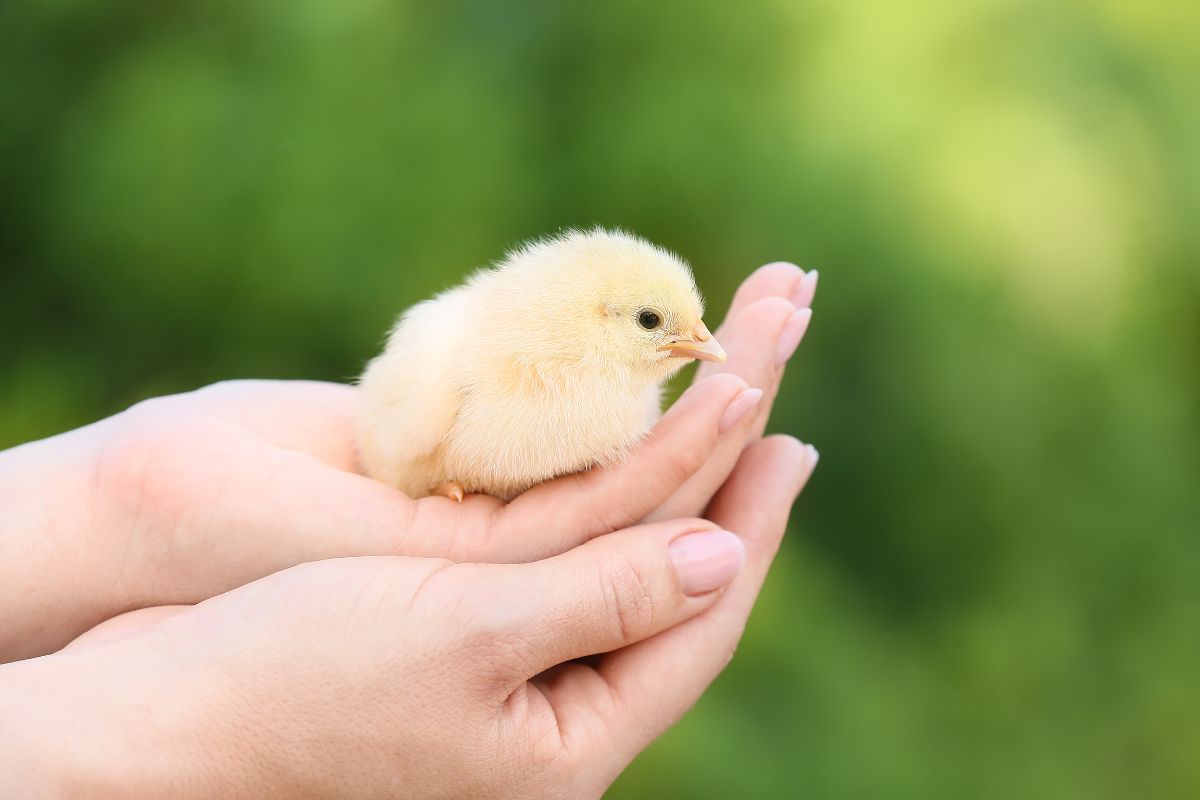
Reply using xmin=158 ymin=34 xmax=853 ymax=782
xmin=489 ymin=228 xmax=725 ymax=382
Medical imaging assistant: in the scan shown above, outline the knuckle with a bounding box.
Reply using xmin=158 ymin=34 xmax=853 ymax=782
xmin=92 ymin=396 xmax=214 ymax=518
xmin=588 ymin=506 xmax=636 ymax=538
xmin=455 ymin=582 xmax=544 ymax=676
xmin=95 ymin=402 xmax=175 ymax=497
xmin=464 ymin=620 xmax=543 ymax=682
xmin=598 ymin=550 xmax=658 ymax=644
xmin=664 ymin=440 xmax=706 ymax=485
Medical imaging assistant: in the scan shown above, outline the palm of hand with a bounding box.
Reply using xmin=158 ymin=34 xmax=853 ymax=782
xmin=108 ymin=425 xmax=813 ymax=799
xmin=89 ymin=263 xmax=810 ymax=610
xmin=37 ymin=262 xmax=818 ymax=796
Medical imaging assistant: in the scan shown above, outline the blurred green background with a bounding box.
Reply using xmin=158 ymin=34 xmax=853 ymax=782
xmin=2 ymin=0 xmax=1198 ymax=796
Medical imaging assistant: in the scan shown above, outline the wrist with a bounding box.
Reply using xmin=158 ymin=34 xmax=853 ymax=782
xmin=0 ymin=638 xmax=235 ymax=798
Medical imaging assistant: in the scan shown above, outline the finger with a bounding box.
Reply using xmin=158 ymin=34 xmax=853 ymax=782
xmin=479 ymin=518 xmax=747 ymax=683
xmin=701 ymin=263 xmax=817 ymax=429
xmin=663 ymin=263 xmax=817 ymax=519
xmin=549 ymin=436 xmax=818 ymax=758
xmin=489 ymin=374 xmax=751 ymax=558
xmin=646 ymin=296 xmax=802 ymax=522
xmin=62 ymin=605 xmax=192 ymax=651
xmin=746 ymin=304 xmax=813 ymax=444
xmin=703 ymin=263 xmax=816 ymax=415
xmin=183 ymin=380 xmax=362 ymax=472
xmin=714 ymin=262 xmax=810 ymax=337
xmin=790 ymin=268 xmax=820 ymax=311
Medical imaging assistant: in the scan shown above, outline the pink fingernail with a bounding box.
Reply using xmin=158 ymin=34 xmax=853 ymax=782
xmin=790 ymin=270 xmax=819 ymax=309
xmin=806 ymin=444 xmax=820 ymax=467
xmin=669 ymin=529 xmax=746 ymax=596
xmin=775 ymin=308 xmax=812 ymax=366
xmin=718 ymin=387 xmax=763 ymax=434
xmin=788 ymin=442 xmax=820 ymax=499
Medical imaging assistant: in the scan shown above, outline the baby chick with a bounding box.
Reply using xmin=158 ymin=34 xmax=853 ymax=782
xmin=356 ymin=228 xmax=725 ymax=501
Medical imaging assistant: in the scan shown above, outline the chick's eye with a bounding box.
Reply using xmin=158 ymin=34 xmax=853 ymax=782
xmin=638 ymin=310 xmax=662 ymax=330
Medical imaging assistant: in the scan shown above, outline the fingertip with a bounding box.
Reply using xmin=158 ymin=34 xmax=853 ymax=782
xmin=739 ymin=295 xmax=798 ymax=326
xmin=677 ymin=372 xmax=749 ymax=408
xmin=763 ymin=435 xmax=820 ymax=497
xmin=754 ymin=261 xmax=806 ymax=283
xmin=774 ymin=307 xmax=813 ymax=367
xmin=718 ymin=387 xmax=763 ymax=434
xmin=722 ymin=434 xmax=818 ymax=512
xmin=762 ymin=433 xmax=818 ymax=463
xmin=802 ymin=443 xmax=820 ymax=483
xmin=762 ymin=433 xmax=808 ymax=458
xmin=720 ymin=296 xmax=798 ymax=359
xmin=790 ymin=269 xmax=820 ymax=310
xmin=724 ymin=263 xmax=807 ymax=325
xmin=512 ymin=518 xmax=734 ymax=672
xmin=668 ymin=528 xmax=747 ymax=596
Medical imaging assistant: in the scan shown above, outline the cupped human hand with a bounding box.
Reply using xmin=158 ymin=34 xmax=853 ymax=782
xmin=99 ymin=263 xmax=816 ymax=578
xmin=0 ymin=264 xmax=815 ymax=661
xmin=5 ymin=435 xmax=816 ymax=799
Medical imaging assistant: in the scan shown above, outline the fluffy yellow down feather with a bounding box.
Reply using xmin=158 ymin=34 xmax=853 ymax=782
xmin=356 ymin=228 xmax=725 ymax=501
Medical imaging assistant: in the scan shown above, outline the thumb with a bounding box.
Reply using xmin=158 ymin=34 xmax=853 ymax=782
xmin=485 ymin=520 xmax=746 ymax=681
xmin=63 ymin=605 xmax=193 ymax=651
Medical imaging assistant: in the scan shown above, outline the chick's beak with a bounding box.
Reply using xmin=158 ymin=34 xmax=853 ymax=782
xmin=658 ymin=321 xmax=727 ymax=363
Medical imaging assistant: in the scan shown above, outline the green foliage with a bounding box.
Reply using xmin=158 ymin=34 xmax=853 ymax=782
xmin=2 ymin=0 xmax=1197 ymax=795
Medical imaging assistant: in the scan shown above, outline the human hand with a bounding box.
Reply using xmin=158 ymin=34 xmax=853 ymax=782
xmin=2 ymin=435 xmax=816 ymax=798
xmin=0 ymin=263 xmax=815 ymax=661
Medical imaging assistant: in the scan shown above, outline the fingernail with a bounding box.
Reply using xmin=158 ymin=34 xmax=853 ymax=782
xmin=790 ymin=270 xmax=819 ymax=309
xmin=775 ymin=308 xmax=812 ymax=366
xmin=669 ymin=529 xmax=746 ymax=596
xmin=718 ymin=387 xmax=763 ymax=434
xmin=801 ymin=444 xmax=820 ymax=486
xmin=784 ymin=440 xmax=820 ymax=500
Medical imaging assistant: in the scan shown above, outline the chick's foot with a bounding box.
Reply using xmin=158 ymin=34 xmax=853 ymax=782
xmin=432 ymin=481 xmax=465 ymax=503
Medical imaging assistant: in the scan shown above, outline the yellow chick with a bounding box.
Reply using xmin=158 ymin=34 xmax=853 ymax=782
xmin=356 ymin=228 xmax=726 ymax=501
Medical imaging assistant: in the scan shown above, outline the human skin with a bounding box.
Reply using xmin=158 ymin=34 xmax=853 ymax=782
xmin=0 ymin=434 xmax=817 ymax=798
xmin=0 ymin=263 xmax=818 ymax=795
xmin=0 ymin=263 xmax=816 ymax=662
